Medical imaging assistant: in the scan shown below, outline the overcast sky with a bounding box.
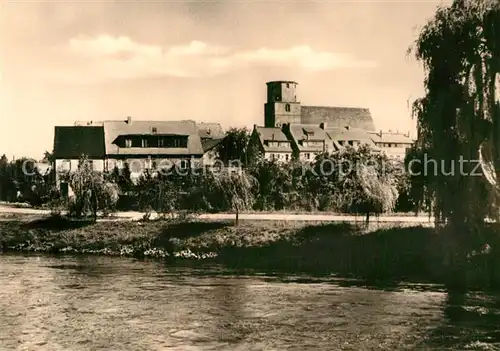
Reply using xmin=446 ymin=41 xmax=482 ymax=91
xmin=0 ymin=0 xmax=451 ymax=159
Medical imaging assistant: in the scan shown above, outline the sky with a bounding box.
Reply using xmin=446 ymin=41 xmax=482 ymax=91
xmin=0 ymin=0 xmax=452 ymax=160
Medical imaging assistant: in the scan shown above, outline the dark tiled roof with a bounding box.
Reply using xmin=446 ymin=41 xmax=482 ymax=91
xmin=254 ymin=126 xmax=293 ymax=152
xmin=368 ymin=132 xmax=414 ymax=144
xmin=197 ymin=123 xmax=225 ymax=139
xmin=325 ymin=127 xmax=375 ymax=146
xmin=103 ymin=120 xmax=204 ymax=156
xmin=288 ymin=124 xmax=329 ymax=152
xmin=266 ymin=80 xmax=298 ymax=85
xmin=201 ymin=138 xmax=223 ymax=153
xmin=53 ymin=126 xmax=105 ymax=159
xmin=300 ymin=106 xmax=376 ymax=131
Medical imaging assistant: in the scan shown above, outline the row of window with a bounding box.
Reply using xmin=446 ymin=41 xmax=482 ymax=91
xmin=302 ymin=152 xmax=319 ymax=160
xmin=302 ymin=141 xmax=323 ymax=148
xmin=59 ymin=159 xmax=192 ymax=172
xmin=267 ymin=152 xmax=320 ymax=162
xmin=118 ymin=136 xmax=189 ymax=149
xmin=265 ymin=141 xmax=290 ymax=148
xmin=338 ymin=140 xmax=358 ymax=147
xmin=269 ymin=153 xmax=290 ymax=161
xmin=378 ymin=142 xmax=411 ymax=148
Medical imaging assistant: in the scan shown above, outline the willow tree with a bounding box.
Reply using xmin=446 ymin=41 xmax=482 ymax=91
xmin=409 ymin=0 xmax=500 ymax=284
xmin=309 ymin=145 xmax=399 ymax=223
xmin=210 ymin=167 xmax=257 ymax=225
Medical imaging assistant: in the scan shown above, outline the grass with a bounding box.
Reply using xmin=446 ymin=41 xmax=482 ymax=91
xmin=2 ymin=213 xmax=499 ymax=289
xmin=0 ymin=214 xmax=443 ymax=282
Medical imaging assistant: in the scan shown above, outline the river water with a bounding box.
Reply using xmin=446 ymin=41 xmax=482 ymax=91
xmin=1 ymin=255 xmax=500 ymax=350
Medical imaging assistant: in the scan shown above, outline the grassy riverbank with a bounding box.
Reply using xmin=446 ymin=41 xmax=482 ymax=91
xmin=1 ymin=214 xmax=499 ymax=287
xmin=0 ymin=215 xmax=442 ymax=280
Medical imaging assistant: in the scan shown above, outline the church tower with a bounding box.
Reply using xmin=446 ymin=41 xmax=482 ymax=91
xmin=264 ymin=81 xmax=301 ymax=127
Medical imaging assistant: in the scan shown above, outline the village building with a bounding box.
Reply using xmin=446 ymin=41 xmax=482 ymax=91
xmin=197 ymin=122 xmax=226 ymax=167
xmin=249 ymin=80 xmax=414 ymax=162
xmin=247 ymin=126 xmax=293 ymax=163
xmin=53 ymin=117 xmax=224 ymax=193
xmin=368 ymin=130 xmax=414 ymax=160
xmin=286 ymin=124 xmax=331 ymax=162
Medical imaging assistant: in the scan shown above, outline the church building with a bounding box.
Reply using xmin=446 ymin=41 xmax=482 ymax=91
xmin=248 ymin=81 xmax=413 ymax=162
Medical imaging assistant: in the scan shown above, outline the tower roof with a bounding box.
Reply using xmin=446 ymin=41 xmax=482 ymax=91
xmin=266 ymin=81 xmax=298 ymax=85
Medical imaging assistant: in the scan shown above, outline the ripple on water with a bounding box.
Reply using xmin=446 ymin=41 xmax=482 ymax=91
xmin=1 ymin=255 xmax=499 ymax=350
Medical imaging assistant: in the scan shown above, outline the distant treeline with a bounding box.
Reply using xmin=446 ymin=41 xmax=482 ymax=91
xmin=0 ymin=139 xmax=421 ymax=222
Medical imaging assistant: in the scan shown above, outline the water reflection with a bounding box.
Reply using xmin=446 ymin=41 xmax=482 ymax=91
xmin=0 ymin=254 xmax=499 ymax=350
xmin=421 ymin=291 xmax=500 ymax=349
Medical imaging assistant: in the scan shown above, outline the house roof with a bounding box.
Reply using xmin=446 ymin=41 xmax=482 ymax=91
xmin=197 ymin=123 xmax=225 ymax=139
xmin=254 ymin=126 xmax=292 ymax=153
xmin=102 ymin=120 xmax=204 ymax=156
xmin=300 ymin=106 xmax=376 ymax=131
xmin=325 ymin=127 xmax=375 ymax=146
xmin=201 ymin=138 xmax=223 ymax=153
xmin=288 ymin=124 xmax=330 ymax=152
xmin=53 ymin=126 xmax=106 ymax=159
xmin=368 ymin=132 xmax=414 ymax=144
xmin=266 ymin=80 xmax=298 ymax=85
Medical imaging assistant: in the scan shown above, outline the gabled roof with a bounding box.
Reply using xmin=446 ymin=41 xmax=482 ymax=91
xmin=266 ymin=80 xmax=298 ymax=85
xmin=368 ymin=132 xmax=414 ymax=144
xmin=103 ymin=120 xmax=204 ymax=156
xmin=201 ymin=138 xmax=223 ymax=153
xmin=254 ymin=126 xmax=292 ymax=152
xmin=197 ymin=123 xmax=225 ymax=139
xmin=325 ymin=127 xmax=375 ymax=146
xmin=53 ymin=126 xmax=105 ymax=159
xmin=288 ymin=124 xmax=330 ymax=152
xmin=301 ymin=106 xmax=376 ymax=131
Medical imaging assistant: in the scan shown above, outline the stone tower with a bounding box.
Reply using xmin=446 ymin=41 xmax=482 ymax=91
xmin=264 ymin=81 xmax=301 ymax=127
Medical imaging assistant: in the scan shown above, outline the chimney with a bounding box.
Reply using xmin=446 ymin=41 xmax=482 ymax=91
xmin=253 ymin=124 xmax=257 ymax=130
xmin=126 ymin=116 xmax=132 ymax=124
xmin=320 ymin=122 xmax=327 ymax=129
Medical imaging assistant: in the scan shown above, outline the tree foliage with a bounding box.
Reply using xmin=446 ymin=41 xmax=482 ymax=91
xmin=215 ymin=128 xmax=251 ymax=166
xmin=66 ymin=155 xmax=118 ymax=220
xmin=209 ymin=167 xmax=257 ymax=225
xmin=408 ymin=0 xmax=500 ymax=287
xmin=309 ymin=145 xmax=399 ymax=222
xmin=409 ymin=0 xmax=500 ymax=232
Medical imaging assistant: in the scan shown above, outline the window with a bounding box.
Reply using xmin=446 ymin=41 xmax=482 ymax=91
xmin=131 ymin=136 xmax=142 ymax=148
xmin=60 ymin=182 xmax=69 ymax=198
xmin=152 ymin=161 xmax=157 ymax=169
xmin=142 ymin=138 xmax=148 ymax=148
xmin=285 ymin=154 xmax=289 ymax=161
xmin=286 ymin=83 xmax=290 ymax=88
xmin=305 ymin=153 xmax=310 ymax=159
xmin=125 ymin=139 xmax=132 ymax=148
xmin=147 ymin=136 xmax=158 ymax=148
xmin=285 ymin=104 xmax=291 ymax=112
xmin=152 ymin=127 xmax=157 ymax=134
xmin=179 ymin=160 xmax=189 ymax=170
xmin=158 ymin=136 xmax=188 ymax=148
